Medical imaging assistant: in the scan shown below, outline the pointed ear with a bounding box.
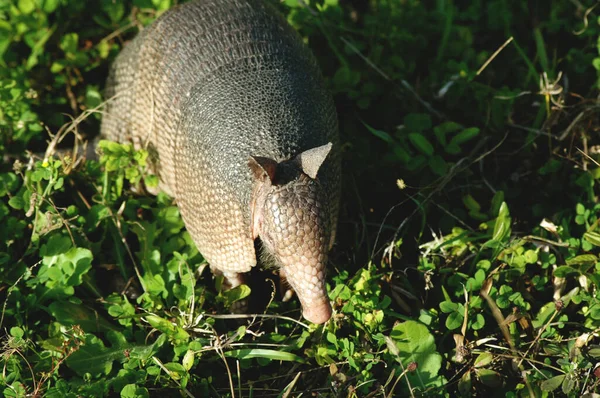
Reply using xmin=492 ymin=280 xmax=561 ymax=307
xmin=294 ymin=142 xmax=332 ymax=179
xmin=248 ymin=156 xmax=278 ymax=182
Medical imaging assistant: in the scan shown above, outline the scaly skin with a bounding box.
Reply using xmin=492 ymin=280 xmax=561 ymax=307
xmin=101 ymin=0 xmax=340 ymax=323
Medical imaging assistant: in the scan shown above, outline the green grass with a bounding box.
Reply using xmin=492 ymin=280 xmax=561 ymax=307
xmin=2 ymin=0 xmax=600 ymax=396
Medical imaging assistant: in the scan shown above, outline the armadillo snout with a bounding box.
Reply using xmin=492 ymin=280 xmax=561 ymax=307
xmin=302 ymin=297 xmax=333 ymax=324
xmin=260 ymin=176 xmax=333 ymax=324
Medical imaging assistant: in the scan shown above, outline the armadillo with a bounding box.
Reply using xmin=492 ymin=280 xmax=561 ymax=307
xmin=101 ymin=0 xmax=340 ymax=324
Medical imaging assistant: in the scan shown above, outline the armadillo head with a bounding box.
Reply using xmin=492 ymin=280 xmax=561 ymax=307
xmin=249 ymin=143 xmax=333 ymax=324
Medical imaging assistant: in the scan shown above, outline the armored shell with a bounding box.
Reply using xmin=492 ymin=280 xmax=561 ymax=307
xmin=101 ymin=0 xmax=340 ymax=323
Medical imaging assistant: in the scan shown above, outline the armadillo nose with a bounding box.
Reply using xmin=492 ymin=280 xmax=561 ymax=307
xmin=302 ymin=300 xmax=332 ymax=324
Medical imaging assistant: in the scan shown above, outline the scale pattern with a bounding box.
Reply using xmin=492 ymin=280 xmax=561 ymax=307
xmin=101 ymin=0 xmax=340 ymax=323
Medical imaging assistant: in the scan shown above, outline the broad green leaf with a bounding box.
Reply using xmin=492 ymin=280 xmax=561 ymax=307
xmin=588 ymin=304 xmax=600 ymax=320
xmin=41 ymin=0 xmax=60 ymax=13
xmin=583 ymin=231 xmax=600 ymax=246
xmin=144 ymin=314 xmax=177 ymax=332
xmin=471 ymin=313 xmax=485 ymax=330
xmin=18 ymin=0 xmax=36 ymax=14
xmin=159 ymin=206 xmax=184 ymax=234
xmin=333 ymin=66 xmax=359 ymax=88
xmin=59 ymin=33 xmax=79 ymax=55
xmin=418 ymin=310 xmax=434 ymax=325
xmin=120 ymin=384 xmax=150 ymax=398
xmin=524 ymin=249 xmax=538 ymax=264
xmin=475 ymin=368 xmax=501 ymax=387
xmin=428 ymin=155 xmax=448 ymax=176
xmin=433 ymin=121 xmax=462 ymax=146
xmin=445 ymin=142 xmax=461 ymax=155
xmin=129 ymin=334 xmax=167 ymax=362
xmin=363 ymin=122 xmax=393 ymax=144
xmin=108 ymin=299 xmax=136 ymax=327
xmin=446 ymin=312 xmax=464 ymax=330
xmin=38 ymin=247 xmax=93 ymax=295
xmin=4 ymin=382 xmax=27 ymax=397
xmin=449 ymin=127 xmax=480 ymax=146
xmin=439 ymin=301 xmax=458 ymax=313
xmin=40 ymin=234 xmax=72 ymax=257
xmin=553 ymin=266 xmax=578 ymax=277
xmin=562 ymin=374 xmax=576 ymax=394
xmin=492 ymin=202 xmax=511 ymax=242
xmin=458 ymin=370 xmax=472 ymax=396
xmin=144 ymin=274 xmax=167 ymax=297
xmin=540 ymin=375 xmax=565 ymax=392
xmin=222 ymin=284 xmax=251 ymax=304
xmin=145 ymin=174 xmax=159 ymax=188
xmin=85 ymin=85 xmax=103 ymax=110
xmin=490 ymin=190 xmax=505 ymax=215
xmin=566 ymin=254 xmax=598 ymax=266
xmin=163 ymin=362 xmax=188 ymax=380
xmin=102 ymin=0 xmax=126 ymax=23
xmin=10 ymin=327 xmax=24 ymax=339
xmin=66 ymin=334 xmax=127 ymax=377
xmin=8 ymin=195 xmax=24 ymax=210
xmin=49 ymin=301 xmax=116 ymax=333
xmin=588 ymin=345 xmax=600 ymax=358
xmin=224 ymin=349 xmax=305 ymax=363
xmin=473 ymin=352 xmax=493 ymax=368
xmin=433 ymin=121 xmax=462 ymax=134
xmin=462 ymin=194 xmax=481 ymax=212
xmin=390 ymin=321 xmax=443 ymax=390
xmin=144 ymin=314 xmax=190 ymax=343
xmin=408 ymin=133 xmax=434 ymax=156
xmin=404 ymin=113 xmax=432 ymax=132
xmin=532 ymin=302 xmax=556 ymax=328
xmin=405 ymin=154 xmax=427 ymax=171
xmin=182 ymin=350 xmax=195 ymax=371
xmin=0 ymin=173 xmax=19 ymax=197
xmin=151 ymin=0 xmax=172 ymax=11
